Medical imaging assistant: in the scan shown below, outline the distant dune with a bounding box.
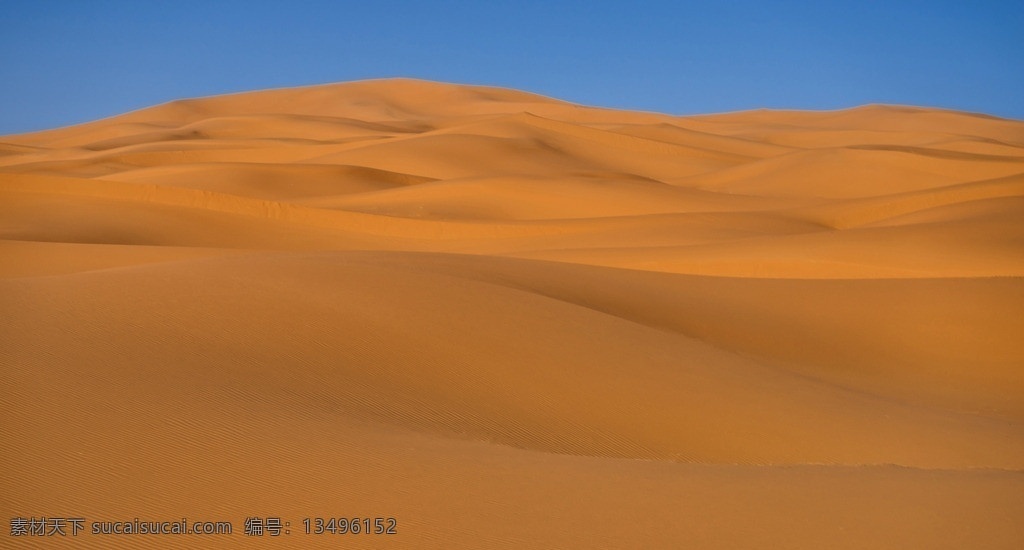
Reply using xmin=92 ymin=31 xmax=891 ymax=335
xmin=2 ymin=79 xmax=1023 ymax=549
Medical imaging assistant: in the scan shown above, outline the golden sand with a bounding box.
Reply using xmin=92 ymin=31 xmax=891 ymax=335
xmin=2 ymin=79 xmax=1023 ymax=548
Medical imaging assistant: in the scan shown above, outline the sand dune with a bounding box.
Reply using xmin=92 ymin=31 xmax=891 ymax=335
xmin=2 ymin=78 xmax=1023 ymax=549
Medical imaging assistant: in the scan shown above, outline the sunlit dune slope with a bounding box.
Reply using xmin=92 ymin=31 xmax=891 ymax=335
xmin=3 ymin=78 xmax=1023 ymax=549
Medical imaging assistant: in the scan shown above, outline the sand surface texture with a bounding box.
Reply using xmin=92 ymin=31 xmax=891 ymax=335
xmin=2 ymin=79 xmax=1023 ymax=548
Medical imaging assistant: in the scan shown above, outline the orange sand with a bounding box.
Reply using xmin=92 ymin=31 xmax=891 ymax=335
xmin=2 ymin=79 xmax=1023 ymax=548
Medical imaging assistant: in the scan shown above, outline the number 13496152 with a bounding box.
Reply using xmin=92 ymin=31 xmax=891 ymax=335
xmin=303 ymin=517 xmax=396 ymax=535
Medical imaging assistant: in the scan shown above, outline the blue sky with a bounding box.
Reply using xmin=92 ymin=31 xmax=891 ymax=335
xmin=1 ymin=0 xmax=1021 ymax=135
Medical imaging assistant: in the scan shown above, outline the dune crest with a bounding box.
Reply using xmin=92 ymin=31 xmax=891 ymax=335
xmin=3 ymin=78 xmax=1023 ymax=549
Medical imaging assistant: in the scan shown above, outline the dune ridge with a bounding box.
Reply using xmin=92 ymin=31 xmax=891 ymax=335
xmin=2 ymin=78 xmax=1023 ymax=549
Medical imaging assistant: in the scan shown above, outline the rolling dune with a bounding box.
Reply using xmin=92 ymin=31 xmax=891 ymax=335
xmin=2 ymin=78 xmax=1023 ymax=549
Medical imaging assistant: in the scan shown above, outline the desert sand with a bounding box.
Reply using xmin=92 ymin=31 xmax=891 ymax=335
xmin=2 ymin=78 xmax=1023 ymax=548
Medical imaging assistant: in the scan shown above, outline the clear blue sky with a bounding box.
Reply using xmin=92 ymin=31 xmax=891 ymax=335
xmin=1 ymin=0 xmax=1022 ymax=135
